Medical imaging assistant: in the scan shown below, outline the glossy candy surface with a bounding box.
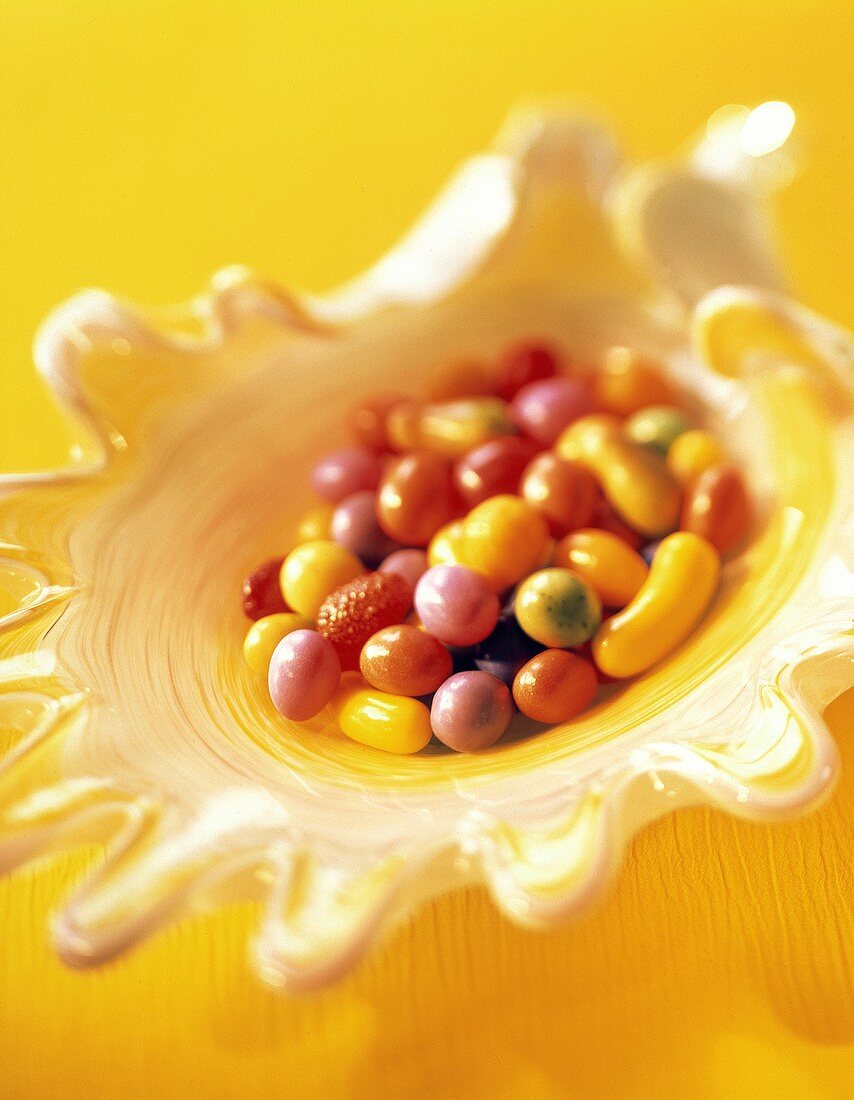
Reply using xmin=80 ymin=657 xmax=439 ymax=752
xmin=520 ymin=453 xmax=598 ymax=536
xmin=430 ymin=671 xmax=514 ymax=752
xmin=331 ymin=490 xmax=400 ymax=566
xmin=667 ymin=428 xmax=726 ymax=483
xmin=243 ymin=612 xmax=312 ymax=673
xmin=515 ymin=567 xmax=602 ymax=647
xmin=360 ymin=624 xmax=453 ymax=696
xmin=316 ymin=571 xmax=412 ymax=668
xmin=680 ymin=464 xmax=752 ymax=556
xmin=511 ymin=377 xmax=597 ymax=445
xmin=574 ymin=436 xmax=681 ymax=538
xmin=553 ymin=528 xmax=648 ymax=607
xmin=280 ymin=541 xmax=364 ymax=618
xmin=592 ymin=531 xmax=720 ymax=678
xmin=512 ymin=650 xmax=598 ymax=723
xmin=414 ymin=564 xmax=500 ymax=647
xmin=311 ymin=447 xmax=383 ymax=503
xmin=595 ymin=347 xmax=674 ymax=415
xmin=497 ymin=340 xmax=560 ymax=399
xmin=426 ymin=520 xmax=466 ymax=567
xmin=453 ymin=436 xmax=541 ymax=509
xmin=459 ymin=494 xmax=550 ymax=591
xmin=378 ymin=548 xmax=429 ymax=590
xmin=376 ymin=451 xmax=456 ymax=546
xmin=332 ymin=681 xmax=433 ymax=754
xmin=268 ymin=629 xmax=341 ymax=721
xmin=419 ymin=397 xmax=516 ymax=457
xmin=242 ymin=556 xmax=288 ymax=620
xmin=624 ymin=405 xmax=693 ymax=456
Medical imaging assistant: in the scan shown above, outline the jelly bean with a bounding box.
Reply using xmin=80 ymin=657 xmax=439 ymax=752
xmin=376 ymin=452 xmax=456 ymax=546
xmin=297 ymin=503 xmax=334 ymax=543
xmin=453 ymin=436 xmax=541 ymax=509
xmin=624 ymin=405 xmax=694 ymax=457
xmin=419 ymin=397 xmax=517 ymax=458
xmin=349 ymin=392 xmax=406 ymax=452
xmin=473 ymin=613 xmax=542 ymax=686
xmin=242 ymin=556 xmax=288 ymax=620
xmin=515 ymin=567 xmax=602 ymax=647
xmin=666 ymin=428 xmax=726 ymax=484
xmin=552 ymin=528 xmax=648 ymax=608
xmin=591 ymin=499 xmax=644 ymax=551
xmin=554 ymin=413 xmax=622 ymax=464
xmin=591 ymin=531 xmax=720 ymax=678
xmin=512 ymin=650 xmax=598 ymax=724
xmin=360 ymin=623 xmax=453 ymax=696
xmin=430 ymin=671 xmax=514 ymax=752
xmin=311 ymin=447 xmax=383 ymax=503
xmin=331 ymin=681 xmax=433 ymax=754
xmin=414 ymin=564 xmax=500 ymax=647
xmin=498 ymin=340 xmax=561 ymax=400
xmin=427 ymin=520 xmax=466 ymax=567
xmin=595 ymin=347 xmax=675 ymax=415
xmin=511 ymin=377 xmax=598 ymax=446
xmin=519 ymin=453 xmax=598 ymax=536
xmin=268 ymin=629 xmax=341 ymax=721
xmin=459 ymin=494 xmax=550 ymax=591
xmin=378 ymin=548 xmax=429 ymax=590
xmin=386 ymin=399 xmax=424 ymax=452
xmin=280 ymin=541 xmax=363 ymax=618
xmin=426 ymin=357 xmax=499 ymax=401
xmin=331 ymin=491 xmax=400 ymax=567
xmin=316 ymin=571 xmax=412 ymax=668
xmin=243 ymin=612 xmax=312 ymax=673
xmin=680 ymin=464 xmax=752 ymax=556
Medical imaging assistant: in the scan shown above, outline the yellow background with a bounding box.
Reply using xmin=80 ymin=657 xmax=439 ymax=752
xmin=1 ymin=2 xmax=852 ymax=1096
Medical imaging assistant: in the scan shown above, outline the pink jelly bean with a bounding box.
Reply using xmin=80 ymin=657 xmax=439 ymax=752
xmin=311 ymin=447 xmax=383 ymax=503
xmin=331 ymin=490 xmax=399 ymax=567
xmin=430 ymin=670 xmax=514 ymax=751
xmin=511 ymin=377 xmax=598 ymax=445
xmin=268 ymin=629 xmax=341 ymax=721
xmin=378 ymin=548 xmax=429 ymax=590
xmin=414 ymin=564 xmax=500 ymax=647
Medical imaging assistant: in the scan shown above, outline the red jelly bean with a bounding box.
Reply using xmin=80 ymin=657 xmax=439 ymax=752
xmin=242 ymin=557 xmax=287 ymax=620
xmin=453 ymin=436 xmax=542 ymax=509
xmin=316 ymin=571 xmax=412 ymax=669
xmin=498 ymin=340 xmax=561 ymax=400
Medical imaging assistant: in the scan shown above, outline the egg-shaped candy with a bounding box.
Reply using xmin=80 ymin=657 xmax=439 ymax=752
xmin=512 ymin=650 xmax=597 ymax=724
xmin=243 ymin=612 xmax=312 ymax=673
xmin=515 ymin=567 xmax=602 ymax=648
xmin=519 ymin=453 xmax=599 ymax=537
xmin=453 ymin=436 xmax=541 ymax=509
xmin=311 ymin=447 xmax=383 ymax=503
xmin=242 ymin=556 xmax=287 ymax=620
xmin=316 ymin=571 xmax=412 ymax=669
xmin=376 ymin=452 xmax=456 ymax=546
xmin=459 ymin=494 xmax=550 ymax=592
xmin=360 ymin=624 xmax=453 ymax=696
xmin=331 ymin=491 xmax=400 ymax=567
xmin=680 ymin=464 xmax=752 ymax=556
xmin=268 ymin=629 xmax=341 ymax=721
xmin=430 ymin=671 xmax=515 ymax=752
xmin=511 ymin=377 xmax=598 ymax=446
xmin=378 ymin=548 xmax=429 ymax=590
xmin=414 ymin=564 xmax=500 ymax=647
xmin=497 ymin=340 xmax=560 ymax=400
xmin=595 ymin=347 xmax=674 ymax=415
xmin=280 ymin=541 xmax=364 ymax=618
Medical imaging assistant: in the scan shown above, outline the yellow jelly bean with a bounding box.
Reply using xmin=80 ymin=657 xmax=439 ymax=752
xmin=554 ymin=414 xmax=622 ymax=466
xmin=297 ymin=503 xmax=334 ymax=542
xmin=242 ymin=612 xmax=313 ymax=673
xmin=427 ymin=520 xmax=466 ymax=567
xmin=591 ymin=531 xmax=720 ymax=678
xmin=418 ymin=397 xmax=517 ymax=458
xmin=459 ymin=494 xmax=550 ymax=591
xmin=331 ymin=682 xmax=432 ymax=754
xmin=576 ymin=433 xmax=681 ymax=538
xmin=280 ymin=540 xmax=363 ymax=618
xmin=666 ymin=429 xmax=727 ymax=484
xmin=553 ymin=528 xmax=648 ymax=608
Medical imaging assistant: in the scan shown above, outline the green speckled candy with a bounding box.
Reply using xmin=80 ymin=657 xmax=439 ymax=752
xmin=514 ymin=567 xmax=602 ymax=648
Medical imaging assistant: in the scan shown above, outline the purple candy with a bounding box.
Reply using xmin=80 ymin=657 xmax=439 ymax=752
xmin=430 ymin=670 xmax=515 ymax=752
xmin=378 ymin=548 xmax=429 ymax=590
xmin=511 ymin=377 xmax=597 ymax=446
xmin=414 ymin=564 xmax=500 ymax=648
xmin=331 ymin=490 xmax=399 ymax=567
xmin=268 ymin=629 xmax=341 ymax=721
xmin=473 ymin=614 xmax=543 ymax=686
xmin=311 ymin=447 xmax=383 ymax=503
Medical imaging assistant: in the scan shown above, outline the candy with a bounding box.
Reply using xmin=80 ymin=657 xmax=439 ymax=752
xmin=311 ymin=447 xmax=383 ymax=503
xmin=426 ymin=520 xmax=466 ymax=567
xmin=360 ymin=623 xmax=453 ymax=696
xmin=473 ymin=613 xmax=542 ymax=686
xmin=243 ymin=612 xmax=312 ymax=673
xmin=519 ymin=453 xmax=598 ymax=536
xmin=552 ymin=528 xmax=648 ymax=608
xmin=331 ymin=491 xmax=399 ymax=567
xmin=414 ymin=564 xmax=500 ymax=647
xmin=666 ymin=428 xmax=726 ymax=484
xmin=624 ymin=405 xmax=694 ymax=457
xmin=595 ymin=347 xmax=674 ymax=415
xmin=280 ymin=541 xmax=363 ymax=618
xmin=512 ymin=650 xmax=598 ymax=724
xmin=316 ymin=571 xmax=412 ymax=668
xmin=430 ymin=671 xmax=514 ymax=752
xmin=426 ymin=357 xmax=498 ymax=401
xmin=555 ymin=413 xmax=622 ymax=464
xmin=515 ymin=567 xmax=602 ymax=647
xmin=453 ymin=436 xmax=541 ymax=509
xmin=511 ymin=377 xmax=597 ymax=446
xmin=459 ymin=494 xmax=550 ymax=591
xmin=419 ymin=397 xmax=517 ymax=457
xmin=378 ymin=548 xmax=429 ymax=590
xmin=386 ymin=400 xmax=424 ymax=451
xmin=297 ymin=503 xmax=334 ymax=543
xmin=591 ymin=499 xmax=644 ymax=550
xmin=498 ymin=340 xmax=560 ymax=400
xmin=376 ymin=452 xmax=456 ymax=546
xmin=680 ymin=464 xmax=752 ymax=556
xmin=349 ymin=392 xmax=406 ymax=452
xmin=332 ymin=681 xmax=433 ymax=754
xmin=242 ymin=556 xmax=288 ymax=620
xmin=591 ymin=531 xmax=720 ymax=678
xmin=268 ymin=629 xmax=341 ymax=721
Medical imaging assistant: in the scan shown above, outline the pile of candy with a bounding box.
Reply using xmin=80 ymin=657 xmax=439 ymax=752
xmin=240 ymin=342 xmax=752 ymax=754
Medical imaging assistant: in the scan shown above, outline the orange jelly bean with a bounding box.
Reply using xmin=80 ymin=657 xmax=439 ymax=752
xmin=519 ymin=453 xmax=598 ymax=537
xmin=360 ymin=623 xmax=453 ymax=696
xmin=349 ymin=392 xmax=406 ymax=452
xmin=680 ymin=463 xmax=752 ymax=556
xmin=376 ymin=452 xmax=456 ymax=546
xmin=553 ymin=528 xmax=648 ymax=607
xmin=595 ymin=347 xmax=674 ymax=415
xmin=459 ymin=494 xmax=550 ymax=591
xmin=512 ymin=650 xmax=598 ymax=724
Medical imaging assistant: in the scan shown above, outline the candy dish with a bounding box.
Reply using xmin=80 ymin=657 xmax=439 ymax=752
xmin=0 ymin=104 xmax=851 ymax=991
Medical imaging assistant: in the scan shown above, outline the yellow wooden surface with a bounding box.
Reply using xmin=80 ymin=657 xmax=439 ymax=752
xmin=1 ymin=2 xmax=852 ymax=1096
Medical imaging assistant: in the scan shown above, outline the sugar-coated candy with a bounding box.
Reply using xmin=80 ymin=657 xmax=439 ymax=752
xmin=459 ymin=494 xmax=550 ymax=591
xmin=331 ymin=491 xmax=400 ymax=567
xmin=515 ymin=567 xmax=602 ymax=648
xmin=511 ymin=377 xmax=597 ymax=445
xmin=376 ymin=451 xmax=456 ymax=546
xmin=419 ymin=397 xmax=517 ymax=458
xmin=332 ymin=679 xmax=433 ymax=754
xmin=519 ymin=452 xmax=598 ymax=536
xmin=243 ymin=612 xmax=312 ymax=673
xmin=311 ymin=447 xmax=383 ymax=503
xmin=378 ymin=548 xmax=429 ymax=590
xmin=242 ymin=556 xmax=288 ymax=620
xmin=666 ymin=428 xmax=726 ymax=484
xmin=473 ymin=613 xmax=542 ymax=686
xmin=624 ymin=405 xmax=694 ymax=457
xmin=680 ymin=464 xmax=751 ymax=556
xmin=512 ymin=650 xmax=598 ymax=724
xmin=268 ymin=629 xmax=341 ymax=721
xmin=552 ymin=528 xmax=648 ymax=608
xmin=349 ymin=392 xmax=406 ymax=452
xmin=430 ymin=671 xmax=514 ymax=752
xmin=498 ymin=340 xmax=560 ymax=400
xmin=453 ymin=436 xmax=541 ymax=509
xmin=280 ymin=541 xmax=363 ymax=618
xmin=595 ymin=347 xmax=674 ymax=415
xmin=316 ymin=571 xmax=412 ymax=669
xmin=360 ymin=623 xmax=453 ymax=696
xmin=414 ymin=564 xmax=500 ymax=647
